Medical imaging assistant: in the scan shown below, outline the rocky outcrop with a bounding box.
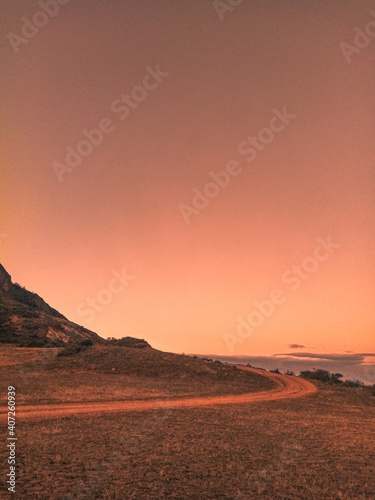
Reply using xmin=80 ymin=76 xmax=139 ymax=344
xmin=0 ymin=263 xmax=12 ymax=294
xmin=0 ymin=263 xmax=102 ymax=346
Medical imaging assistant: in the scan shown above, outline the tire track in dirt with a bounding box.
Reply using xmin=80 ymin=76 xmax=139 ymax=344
xmin=0 ymin=367 xmax=317 ymax=421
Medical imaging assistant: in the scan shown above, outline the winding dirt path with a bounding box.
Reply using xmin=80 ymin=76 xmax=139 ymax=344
xmin=0 ymin=367 xmax=317 ymax=422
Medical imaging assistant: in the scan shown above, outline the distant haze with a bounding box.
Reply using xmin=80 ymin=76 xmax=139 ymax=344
xmin=199 ymin=352 xmax=375 ymax=384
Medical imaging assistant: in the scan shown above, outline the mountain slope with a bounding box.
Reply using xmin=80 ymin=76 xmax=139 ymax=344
xmin=0 ymin=263 xmax=102 ymax=346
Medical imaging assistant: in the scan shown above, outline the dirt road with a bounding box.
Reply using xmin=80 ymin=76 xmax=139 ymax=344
xmin=0 ymin=367 xmax=317 ymax=422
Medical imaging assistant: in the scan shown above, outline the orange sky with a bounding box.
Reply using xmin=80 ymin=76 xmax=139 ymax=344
xmin=2 ymin=0 xmax=375 ymax=358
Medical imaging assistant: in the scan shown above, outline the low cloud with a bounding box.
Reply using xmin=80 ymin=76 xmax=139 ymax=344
xmin=276 ymin=352 xmax=365 ymax=362
xmin=288 ymin=344 xmax=306 ymax=349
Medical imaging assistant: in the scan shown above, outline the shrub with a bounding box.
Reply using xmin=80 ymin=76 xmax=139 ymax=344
xmin=300 ymin=370 xmax=365 ymax=388
xmin=105 ymin=337 xmax=150 ymax=348
xmin=80 ymin=339 xmax=93 ymax=347
xmin=45 ymin=339 xmax=65 ymax=348
xmin=19 ymin=334 xmax=49 ymax=348
xmin=314 ymin=369 xmax=331 ymax=382
xmin=300 ymin=369 xmax=331 ymax=382
xmin=270 ymin=368 xmax=281 ymax=374
xmin=330 ymin=373 xmax=343 ymax=384
xmin=58 ymin=342 xmax=86 ymax=357
xmin=342 ymin=379 xmax=364 ymax=388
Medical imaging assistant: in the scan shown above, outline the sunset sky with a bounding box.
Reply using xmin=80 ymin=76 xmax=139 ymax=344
xmin=2 ymin=0 xmax=375 ymax=371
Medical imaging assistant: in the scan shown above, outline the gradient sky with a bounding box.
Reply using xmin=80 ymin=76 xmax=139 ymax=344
xmin=2 ymin=0 xmax=375 ymax=364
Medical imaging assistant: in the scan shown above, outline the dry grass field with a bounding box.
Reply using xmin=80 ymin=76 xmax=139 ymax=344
xmin=0 ymin=346 xmax=273 ymax=405
xmin=1 ymin=345 xmax=374 ymax=499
